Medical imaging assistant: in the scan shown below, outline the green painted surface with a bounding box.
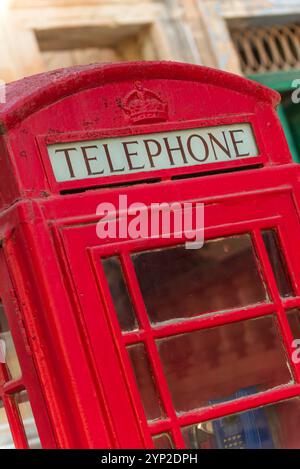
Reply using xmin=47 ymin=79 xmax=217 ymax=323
xmin=248 ymin=71 xmax=300 ymax=163
xmin=248 ymin=71 xmax=300 ymax=93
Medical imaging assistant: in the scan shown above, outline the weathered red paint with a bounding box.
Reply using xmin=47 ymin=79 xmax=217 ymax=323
xmin=0 ymin=61 xmax=300 ymax=448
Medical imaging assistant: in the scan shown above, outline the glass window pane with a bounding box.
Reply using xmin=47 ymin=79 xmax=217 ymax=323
xmin=0 ymin=302 xmax=21 ymax=380
xmin=262 ymin=230 xmax=294 ymax=298
xmin=153 ymin=432 xmax=174 ymax=449
xmin=157 ymin=315 xmax=292 ymax=414
xmin=182 ymin=397 xmax=300 ymax=449
xmin=102 ymin=257 xmax=138 ymax=331
xmin=0 ymin=400 xmax=15 ymax=449
xmin=286 ymin=308 xmax=300 ymax=339
xmin=132 ymin=234 xmax=268 ymax=325
xmin=127 ymin=343 xmax=165 ymax=421
xmin=15 ymin=390 xmax=42 ymax=449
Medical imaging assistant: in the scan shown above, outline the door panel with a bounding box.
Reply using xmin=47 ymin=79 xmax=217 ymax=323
xmin=55 ymin=190 xmax=300 ymax=448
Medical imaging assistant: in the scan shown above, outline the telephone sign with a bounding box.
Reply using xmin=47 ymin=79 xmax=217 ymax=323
xmin=47 ymin=122 xmax=258 ymax=182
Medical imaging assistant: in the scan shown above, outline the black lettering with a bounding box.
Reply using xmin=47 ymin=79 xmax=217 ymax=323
xmin=186 ymin=134 xmax=209 ymax=162
xmin=163 ymin=136 xmax=188 ymax=166
xmin=103 ymin=143 xmax=125 ymax=173
xmin=55 ymin=147 xmax=77 ymax=178
xmin=208 ymin=131 xmax=231 ymax=160
xmin=144 ymin=139 xmax=162 ymax=168
xmin=122 ymin=141 xmax=145 ymax=171
xmin=81 ymin=145 xmax=103 ymax=176
xmin=229 ymin=129 xmax=250 ymax=158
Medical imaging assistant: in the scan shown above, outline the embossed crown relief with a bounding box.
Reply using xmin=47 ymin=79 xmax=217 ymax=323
xmin=120 ymin=81 xmax=168 ymax=124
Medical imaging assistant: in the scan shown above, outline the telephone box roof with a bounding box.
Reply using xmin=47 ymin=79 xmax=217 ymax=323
xmin=0 ymin=61 xmax=280 ymax=134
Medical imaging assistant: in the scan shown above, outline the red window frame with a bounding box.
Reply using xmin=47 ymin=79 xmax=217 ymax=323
xmin=53 ymin=188 xmax=300 ymax=448
xmin=0 ymin=360 xmax=28 ymax=448
xmin=0 ymin=249 xmax=56 ymax=449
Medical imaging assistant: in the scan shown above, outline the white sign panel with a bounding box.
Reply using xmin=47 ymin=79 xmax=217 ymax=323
xmin=47 ymin=123 xmax=258 ymax=183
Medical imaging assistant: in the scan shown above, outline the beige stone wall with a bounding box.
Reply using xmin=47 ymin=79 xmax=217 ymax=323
xmin=179 ymin=0 xmax=300 ymax=74
xmin=1 ymin=0 xmax=300 ymax=82
xmin=0 ymin=0 xmax=199 ymax=82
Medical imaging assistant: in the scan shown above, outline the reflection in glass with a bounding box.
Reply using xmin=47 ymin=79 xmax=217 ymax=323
xmin=262 ymin=230 xmax=294 ymax=298
xmin=157 ymin=316 xmax=292 ymax=414
xmin=132 ymin=234 xmax=267 ymax=324
xmin=15 ymin=390 xmax=42 ymax=449
xmin=182 ymin=397 xmax=300 ymax=449
xmin=102 ymin=257 xmax=138 ymax=331
xmin=0 ymin=302 xmax=21 ymax=380
xmin=287 ymin=309 xmax=300 ymax=339
xmin=0 ymin=400 xmax=15 ymax=449
xmin=127 ymin=343 xmax=165 ymax=421
xmin=153 ymin=432 xmax=174 ymax=449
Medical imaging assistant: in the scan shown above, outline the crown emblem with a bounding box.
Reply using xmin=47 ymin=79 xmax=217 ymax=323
xmin=120 ymin=81 xmax=168 ymax=124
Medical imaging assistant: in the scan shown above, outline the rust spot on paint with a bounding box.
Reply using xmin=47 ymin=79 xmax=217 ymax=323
xmin=0 ymin=121 xmax=6 ymax=135
xmin=40 ymin=191 xmax=50 ymax=198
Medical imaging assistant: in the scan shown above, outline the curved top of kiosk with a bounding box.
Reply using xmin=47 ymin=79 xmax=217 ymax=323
xmin=0 ymin=61 xmax=280 ymax=132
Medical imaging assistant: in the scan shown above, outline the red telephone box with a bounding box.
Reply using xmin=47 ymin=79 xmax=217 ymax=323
xmin=1 ymin=61 xmax=300 ymax=449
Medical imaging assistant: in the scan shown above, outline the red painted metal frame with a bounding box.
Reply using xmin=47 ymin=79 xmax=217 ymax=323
xmin=0 ymin=61 xmax=280 ymax=133
xmin=0 ymin=248 xmax=56 ymax=449
xmin=53 ymin=187 xmax=300 ymax=448
xmin=0 ymin=62 xmax=300 ymax=448
xmin=0 ymin=61 xmax=289 ymax=205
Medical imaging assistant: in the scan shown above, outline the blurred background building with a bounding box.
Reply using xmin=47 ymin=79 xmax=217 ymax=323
xmin=1 ymin=0 xmax=300 ymax=161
